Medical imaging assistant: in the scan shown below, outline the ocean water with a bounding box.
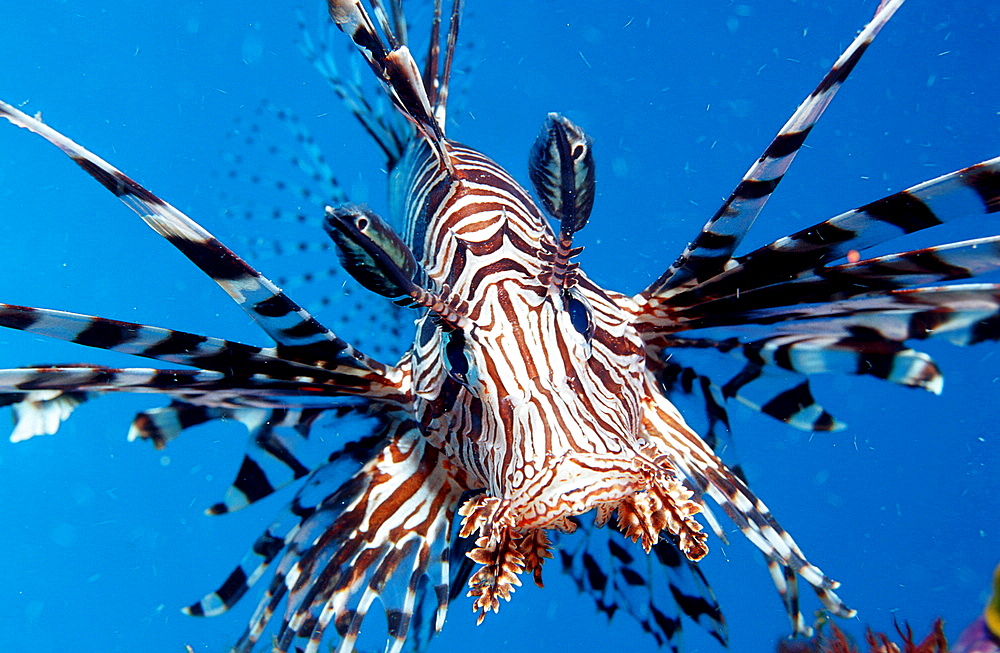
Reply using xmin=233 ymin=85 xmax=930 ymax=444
xmin=0 ymin=1 xmax=997 ymax=652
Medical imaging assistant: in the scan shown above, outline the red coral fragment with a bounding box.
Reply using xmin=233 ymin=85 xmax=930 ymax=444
xmin=778 ymin=618 xmax=950 ymax=653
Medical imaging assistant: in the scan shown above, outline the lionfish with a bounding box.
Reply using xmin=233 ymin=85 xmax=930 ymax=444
xmin=1 ymin=0 xmax=997 ymax=652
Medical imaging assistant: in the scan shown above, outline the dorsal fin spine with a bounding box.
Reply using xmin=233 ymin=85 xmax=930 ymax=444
xmin=328 ymin=0 xmax=451 ymax=166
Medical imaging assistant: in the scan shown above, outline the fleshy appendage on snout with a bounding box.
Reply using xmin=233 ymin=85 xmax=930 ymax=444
xmin=456 ymin=447 xmax=708 ymax=623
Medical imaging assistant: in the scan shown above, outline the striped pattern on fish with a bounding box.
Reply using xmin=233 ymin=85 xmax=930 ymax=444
xmin=0 ymin=1 xmax=996 ymax=653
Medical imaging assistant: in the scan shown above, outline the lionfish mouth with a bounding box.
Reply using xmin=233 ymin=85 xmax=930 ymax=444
xmin=456 ymin=449 xmax=708 ymax=623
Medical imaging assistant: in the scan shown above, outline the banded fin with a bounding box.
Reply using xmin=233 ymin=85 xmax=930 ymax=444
xmin=298 ymin=14 xmax=411 ymax=167
xmin=682 ymin=236 xmax=1000 ymax=326
xmin=649 ymin=156 xmax=1000 ymax=316
xmin=651 ymin=340 xmax=843 ymax=432
xmin=0 ymin=365 xmax=226 ymax=393
xmin=556 ymin=515 xmax=727 ymax=651
xmin=225 ymin=423 xmax=466 ymax=653
xmin=640 ymin=286 xmax=999 ymax=434
xmin=327 ymin=0 xmax=446 ymax=147
xmin=654 ymin=363 xmax=733 ymax=453
xmin=641 ymin=379 xmax=853 ymax=636
xmin=207 ymin=407 xmax=327 ymax=515
xmin=650 ymin=328 xmax=943 ymax=434
xmin=0 ymin=365 xmax=375 ymax=421
xmin=223 ymin=102 xmax=348 ymax=221
xmin=643 ymin=0 xmax=905 ymax=295
xmin=676 ymin=285 xmax=1000 ymax=348
xmin=128 ymin=401 xmax=219 ymax=449
xmin=727 ymin=373 xmax=844 ymax=433
xmin=731 ymin=334 xmax=940 ymax=393
xmin=420 ymin=0 xmax=463 ymax=127
xmin=186 ymin=501 xmax=306 ymax=619
xmin=132 ymin=402 xmax=338 ymax=514
xmin=130 ymin=404 xmax=389 ymax=551
xmin=218 ymin=102 xmax=413 ymax=363
xmin=789 ymin=235 xmax=1000 ymax=296
xmin=647 ymin=363 xmax=737 ymax=542
xmin=664 ymin=331 xmax=942 ymax=393
xmin=0 ymin=303 xmax=370 ymax=389
xmin=0 ymin=366 xmax=223 ymax=442
xmin=0 ymin=100 xmax=384 ymax=376
xmin=184 ymin=428 xmax=385 ymax=618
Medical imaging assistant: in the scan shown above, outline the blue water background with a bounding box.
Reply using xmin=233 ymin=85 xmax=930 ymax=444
xmin=0 ymin=1 xmax=997 ymax=651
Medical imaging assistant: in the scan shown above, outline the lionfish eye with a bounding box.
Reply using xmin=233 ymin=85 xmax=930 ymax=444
xmin=442 ymin=328 xmax=471 ymax=385
xmin=562 ymin=290 xmax=594 ymax=343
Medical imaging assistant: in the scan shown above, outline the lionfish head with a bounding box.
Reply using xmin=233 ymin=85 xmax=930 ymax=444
xmin=412 ymin=268 xmax=652 ymax=518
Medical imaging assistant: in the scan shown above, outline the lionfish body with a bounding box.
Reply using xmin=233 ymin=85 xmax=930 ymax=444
xmin=1 ymin=1 xmax=998 ymax=652
xmin=329 ymin=4 xmax=714 ymax=613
